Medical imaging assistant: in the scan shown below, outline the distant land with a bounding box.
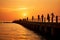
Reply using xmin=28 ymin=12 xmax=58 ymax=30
xmin=0 ymin=22 xmax=12 ymax=23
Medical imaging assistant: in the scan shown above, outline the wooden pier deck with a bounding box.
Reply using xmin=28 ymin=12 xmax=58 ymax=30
xmin=13 ymin=20 xmax=60 ymax=40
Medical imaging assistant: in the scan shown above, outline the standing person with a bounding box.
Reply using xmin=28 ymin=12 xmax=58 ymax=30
xmin=47 ymin=14 xmax=50 ymax=22
xmin=41 ymin=14 xmax=44 ymax=22
xmin=32 ymin=16 xmax=34 ymax=21
xmin=38 ymin=15 xmax=40 ymax=21
xmin=27 ymin=17 xmax=28 ymax=21
xmin=51 ymin=13 xmax=55 ymax=22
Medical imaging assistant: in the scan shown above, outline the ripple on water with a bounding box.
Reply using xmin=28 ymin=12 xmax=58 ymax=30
xmin=0 ymin=23 xmax=42 ymax=40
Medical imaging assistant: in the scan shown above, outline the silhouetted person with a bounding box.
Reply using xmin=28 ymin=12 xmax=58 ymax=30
xmin=38 ymin=15 xmax=40 ymax=21
xmin=47 ymin=14 xmax=50 ymax=22
xmin=32 ymin=16 xmax=34 ymax=21
xmin=27 ymin=17 xmax=28 ymax=21
xmin=51 ymin=13 xmax=55 ymax=22
xmin=56 ymin=16 xmax=58 ymax=23
xmin=41 ymin=14 xmax=44 ymax=22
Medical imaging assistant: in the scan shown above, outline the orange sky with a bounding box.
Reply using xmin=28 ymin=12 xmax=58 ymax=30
xmin=0 ymin=0 xmax=60 ymax=22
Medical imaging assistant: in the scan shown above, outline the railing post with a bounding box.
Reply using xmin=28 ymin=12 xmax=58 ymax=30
xmin=56 ymin=16 xmax=58 ymax=23
xmin=44 ymin=17 xmax=46 ymax=22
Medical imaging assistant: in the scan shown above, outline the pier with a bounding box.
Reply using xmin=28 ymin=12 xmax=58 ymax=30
xmin=13 ymin=13 xmax=60 ymax=40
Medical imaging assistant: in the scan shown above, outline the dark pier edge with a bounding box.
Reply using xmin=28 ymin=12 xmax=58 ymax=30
xmin=12 ymin=20 xmax=60 ymax=40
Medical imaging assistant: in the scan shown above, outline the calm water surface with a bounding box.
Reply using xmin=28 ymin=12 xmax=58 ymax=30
xmin=0 ymin=23 xmax=43 ymax=40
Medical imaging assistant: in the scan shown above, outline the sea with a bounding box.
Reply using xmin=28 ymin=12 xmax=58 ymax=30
xmin=0 ymin=23 xmax=45 ymax=40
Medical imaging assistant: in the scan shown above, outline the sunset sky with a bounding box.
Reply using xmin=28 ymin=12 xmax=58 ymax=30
xmin=0 ymin=0 xmax=60 ymax=22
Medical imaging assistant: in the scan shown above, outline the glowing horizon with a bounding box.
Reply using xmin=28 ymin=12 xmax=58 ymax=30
xmin=0 ymin=0 xmax=60 ymax=22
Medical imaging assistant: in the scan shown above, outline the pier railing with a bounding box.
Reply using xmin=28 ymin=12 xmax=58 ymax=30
xmin=24 ymin=16 xmax=60 ymax=23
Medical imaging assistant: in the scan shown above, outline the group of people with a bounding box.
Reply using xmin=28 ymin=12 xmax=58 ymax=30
xmin=31 ymin=13 xmax=58 ymax=22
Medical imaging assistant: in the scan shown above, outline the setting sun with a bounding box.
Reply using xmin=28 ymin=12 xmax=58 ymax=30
xmin=23 ymin=13 xmax=27 ymax=16
xmin=23 ymin=13 xmax=27 ymax=18
xmin=0 ymin=0 xmax=60 ymax=22
xmin=17 ymin=7 xmax=30 ymax=19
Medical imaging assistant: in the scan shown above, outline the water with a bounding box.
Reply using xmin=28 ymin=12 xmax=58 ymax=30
xmin=0 ymin=23 xmax=43 ymax=40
